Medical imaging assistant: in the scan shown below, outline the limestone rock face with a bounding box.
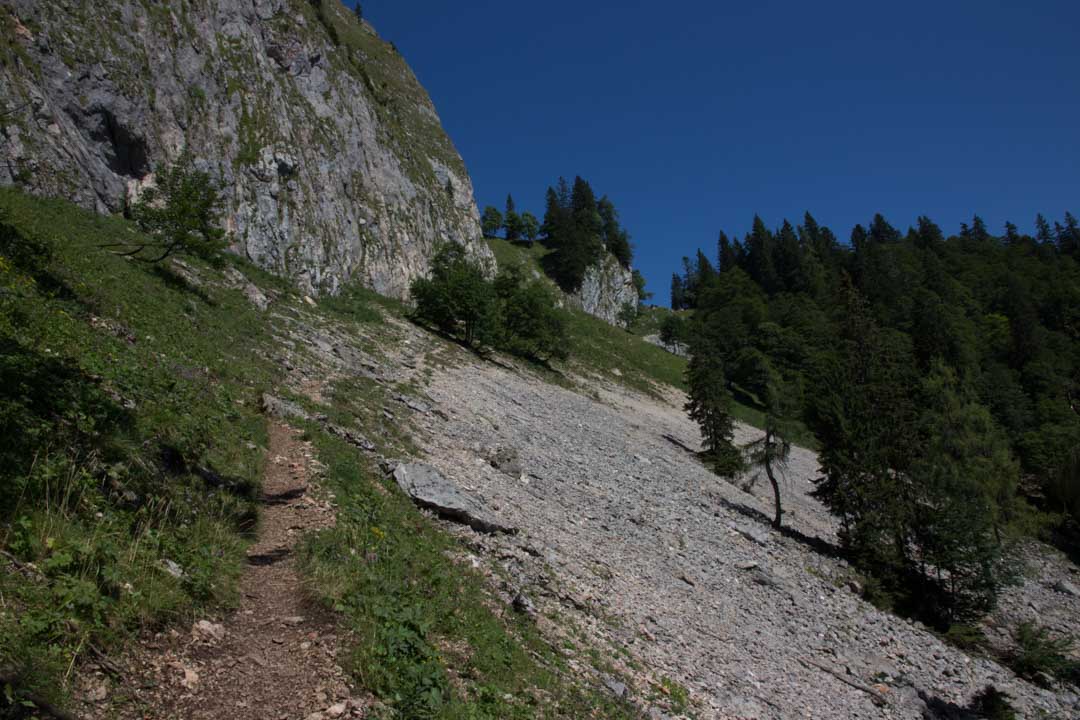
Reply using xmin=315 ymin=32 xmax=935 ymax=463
xmin=0 ymin=0 xmax=492 ymax=298
xmin=569 ymin=253 xmax=637 ymax=325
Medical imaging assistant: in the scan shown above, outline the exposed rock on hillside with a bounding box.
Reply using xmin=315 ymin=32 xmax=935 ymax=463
xmin=0 ymin=0 xmax=492 ymax=297
xmin=570 ymin=253 xmax=638 ymax=324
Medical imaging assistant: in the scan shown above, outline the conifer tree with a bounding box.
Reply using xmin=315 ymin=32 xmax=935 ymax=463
xmin=774 ymin=220 xmax=805 ymax=294
xmin=1035 ymin=214 xmax=1054 ymax=244
xmin=737 ymin=351 xmax=797 ymax=527
xmin=915 ymin=216 xmax=945 ymax=249
xmin=718 ymin=231 xmax=739 ymax=273
xmin=671 ymin=273 xmax=686 ymax=310
xmin=504 ymin=194 xmax=522 ymax=243
xmin=598 ymin=195 xmax=633 ymax=268
xmin=745 ymin=216 xmax=780 ymax=294
xmin=1004 ymin=221 xmax=1021 ymax=245
xmin=685 ymin=353 xmax=743 ymax=476
xmin=540 ymin=187 xmax=563 ymax=244
xmin=1059 ymin=212 xmax=1080 ymax=255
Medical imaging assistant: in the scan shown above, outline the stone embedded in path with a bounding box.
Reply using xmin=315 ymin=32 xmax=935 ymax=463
xmin=262 ymin=393 xmax=312 ymax=421
xmin=392 ymin=462 xmax=516 ymax=535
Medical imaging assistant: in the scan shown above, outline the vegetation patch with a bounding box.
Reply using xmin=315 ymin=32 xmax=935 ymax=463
xmin=297 ymin=428 xmax=638 ymax=719
xmin=0 ymin=189 xmax=279 ymax=714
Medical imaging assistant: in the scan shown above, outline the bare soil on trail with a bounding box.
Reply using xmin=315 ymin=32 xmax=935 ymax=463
xmin=78 ymin=424 xmax=365 ymax=720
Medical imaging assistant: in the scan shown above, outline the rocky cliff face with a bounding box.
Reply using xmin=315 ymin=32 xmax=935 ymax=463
xmin=0 ymin=0 xmax=492 ymax=297
xmin=569 ymin=253 xmax=638 ymax=325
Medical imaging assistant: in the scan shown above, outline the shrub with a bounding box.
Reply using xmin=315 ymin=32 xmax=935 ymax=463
xmin=945 ymin=623 xmax=987 ymax=652
xmin=658 ymin=313 xmax=690 ymax=351
xmin=411 ymin=250 xmax=570 ymax=363
xmin=617 ymin=301 xmax=637 ymax=332
xmin=493 ymin=264 xmax=568 ymax=362
xmin=410 ymin=243 xmax=498 ymax=348
xmin=119 ymin=154 xmax=230 ymax=263
xmin=1009 ymin=622 xmax=1079 ymax=686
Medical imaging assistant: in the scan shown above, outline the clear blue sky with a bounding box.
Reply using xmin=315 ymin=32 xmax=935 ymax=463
xmin=355 ymin=1 xmax=1080 ymax=306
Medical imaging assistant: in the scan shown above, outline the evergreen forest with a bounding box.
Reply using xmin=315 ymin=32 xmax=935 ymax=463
xmin=674 ymin=211 xmax=1080 ymax=623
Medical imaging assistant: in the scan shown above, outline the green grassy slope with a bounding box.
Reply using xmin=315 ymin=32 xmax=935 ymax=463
xmin=0 ymin=191 xmax=639 ymax=719
xmin=485 ymin=236 xmax=688 ymax=395
xmin=484 ymin=236 xmax=818 ymax=446
xmin=0 ymin=189 xmax=280 ymax=710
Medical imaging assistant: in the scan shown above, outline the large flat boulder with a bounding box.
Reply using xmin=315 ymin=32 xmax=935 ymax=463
xmin=392 ymin=463 xmax=515 ymax=535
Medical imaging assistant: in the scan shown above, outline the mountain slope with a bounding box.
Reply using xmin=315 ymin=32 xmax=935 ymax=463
xmin=0 ymin=188 xmax=640 ymax=719
xmin=0 ymin=0 xmax=491 ymax=297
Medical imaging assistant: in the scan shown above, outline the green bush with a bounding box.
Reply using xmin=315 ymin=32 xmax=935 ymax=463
xmin=493 ymin=264 xmax=569 ymax=362
xmin=945 ymin=623 xmax=987 ymax=652
xmin=1009 ymin=622 xmax=1080 ymax=686
xmin=123 ymin=154 xmax=230 ymax=263
xmin=411 ymin=247 xmax=569 ymax=363
xmin=411 ymin=243 xmax=499 ymax=348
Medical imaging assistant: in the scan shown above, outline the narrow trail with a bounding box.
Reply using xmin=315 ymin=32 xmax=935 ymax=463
xmin=81 ymin=423 xmax=363 ymax=720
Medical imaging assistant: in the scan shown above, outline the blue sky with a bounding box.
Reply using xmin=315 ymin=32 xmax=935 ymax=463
xmin=355 ymin=1 xmax=1080 ymax=305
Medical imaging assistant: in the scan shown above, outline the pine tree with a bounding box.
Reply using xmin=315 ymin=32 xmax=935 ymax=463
xmin=774 ymin=220 xmax=805 ymax=293
xmin=745 ymin=216 xmax=780 ymax=294
xmin=718 ymin=231 xmax=739 ymax=273
xmin=671 ymin=273 xmax=686 ymax=310
xmin=1004 ymin=221 xmax=1021 ymax=245
xmin=685 ymin=352 xmax=743 ymax=476
xmin=540 ymin=187 xmax=562 ymax=244
xmin=504 ymin=194 xmax=522 ymax=243
xmin=598 ymin=195 xmax=633 ymax=268
xmin=915 ymin=216 xmax=945 ymax=249
xmin=1058 ymin=212 xmax=1080 ymax=255
xmin=970 ymin=215 xmax=991 ymax=243
xmin=869 ymin=213 xmax=901 ymax=244
xmin=911 ymin=363 xmax=1017 ymax=618
xmin=556 ymin=177 xmax=571 ymax=208
xmin=1035 ymin=214 xmax=1054 ymax=244
xmin=542 ymin=177 xmax=604 ymax=292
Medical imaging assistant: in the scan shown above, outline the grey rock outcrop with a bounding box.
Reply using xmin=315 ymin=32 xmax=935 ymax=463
xmin=568 ymin=253 xmax=638 ymax=325
xmin=0 ymin=0 xmax=493 ymax=298
xmin=392 ymin=462 xmax=515 ymax=535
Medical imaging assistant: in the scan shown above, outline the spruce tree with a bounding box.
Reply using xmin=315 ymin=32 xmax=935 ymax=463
xmin=745 ymin=216 xmax=780 ymax=294
xmin=1035 ymin=214 xmax=1054 ymax=244
xmin=504 ymin=194 xmax=522 ymax=243
xmin=685 ymin=353 xmax=743 ymax=476
xmin=1004 ymin=221 xmax=1021 ymax=245
xmin=718 ymin=231 xmax=739 ymax=273
xmin=915 ymin=216 xmax=945 ymax=249
xmin=1059 ymin=212 xmax=1080 ymax=255
xmin=540 ymin=187 xmax=562 ymax=244
xmin=774 ymin=220 xmax=806 ymax=294
xmin=671 ymin=273 xmax=686 ymax=310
